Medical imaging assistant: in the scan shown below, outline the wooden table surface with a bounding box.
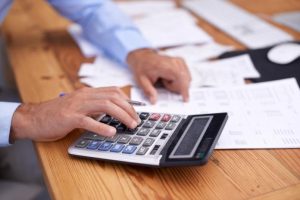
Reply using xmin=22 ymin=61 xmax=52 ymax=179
xmin=2 ymin=0 xmax=300 ymax=199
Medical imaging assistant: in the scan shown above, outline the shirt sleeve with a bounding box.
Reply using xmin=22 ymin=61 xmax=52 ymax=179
xmin=47 ymin=0 xmax=151 ymax=64
xmin=0 ymin=102 xmax=20 ymax=147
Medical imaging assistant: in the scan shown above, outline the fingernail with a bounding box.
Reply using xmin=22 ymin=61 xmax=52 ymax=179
xmin=131 ymin=121 xmax=137 ymax=129
xmin=137 ymin=118 xmax=142 ymax=125
xmin=107 ymin=127 xmax=116 ymax=136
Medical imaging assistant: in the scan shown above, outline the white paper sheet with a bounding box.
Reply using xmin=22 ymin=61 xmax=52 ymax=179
xmin=184 ymin=0 xmax=293 ymax=48
xmin=116 ymin=0 xmax=176 ymax=18
xmin=132 ymin=78 xmax=300 ymax=149
xmin=78 ymin=56 xmax=135 ymax=87
xmin=273 ymin=11 xmax=300 ymax=33
xmin=161 ymin=43 xmax=234 ymax=64
xmin=134 ymin=9 xmax=213 ymax=48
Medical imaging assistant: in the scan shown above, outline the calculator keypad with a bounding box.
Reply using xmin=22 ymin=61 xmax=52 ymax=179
xmin=75 ymin=112 xmax=184 ymax=156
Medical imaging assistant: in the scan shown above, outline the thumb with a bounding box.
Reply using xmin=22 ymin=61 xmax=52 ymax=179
xmin=137 ymin=76 xmax=157 ymax=104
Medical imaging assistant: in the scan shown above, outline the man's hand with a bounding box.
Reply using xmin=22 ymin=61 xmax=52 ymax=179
xmin=127 ymin=49 xmax=191 ymax=104
xmin=10 ymin=87 xmax=140 ymax=142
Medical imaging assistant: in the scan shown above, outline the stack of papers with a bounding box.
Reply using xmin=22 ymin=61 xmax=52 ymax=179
xmin=132 ymin=78 xmax=300 ymax=149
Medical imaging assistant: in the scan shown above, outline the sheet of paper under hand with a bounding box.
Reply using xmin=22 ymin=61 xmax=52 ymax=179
xmin=132 ymin=78 xmax=300 ymax=149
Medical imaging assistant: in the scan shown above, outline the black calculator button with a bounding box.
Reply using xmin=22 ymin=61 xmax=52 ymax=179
xmin=116 ymin=124 xmax=126 ymax=133
xmin=98 ymin=142 xmax=113 ymax=151
xmin=139 ymin=112 xmax=149 ymax=120
xmin=143 ymin=138 xmax=155 ymax=147
xmin=106 ymin=135 xmax=119 ymax=143
xmin=165 ymin=122 xmax=176 ymax=130
xmin=155 ymin=122 xmax=166 ymax=129
xmin=109 ymin=118 xmax=120 ymax=126
xmin=171 ymin=115 xmax=181 ymax=122
xmin=161 ymin=114 xmax=171 ymax=122
xmin=75 ymin=139 xmax=90 ymax=148
xmin=160 ymin=133 xmax=168 ymax=140
xmin=84 ymin=133 xmax=106 ymax=141
xmin=143 ymin=121 xmax=156 ymax=128
xmin=110 ymin=144 xmax=125 ymax=153
xmin=129 ymin=137 xmax=143 ymax=145
xmin=122 ymin=145 xmax=137 ymax=154
xmin=137 ymin=120 xmax=144 ymax=127
xmin=150 ymin=129 xmax=161 ymax=137
xmin=149 ymin=113 xmax=161 ymax=121
xmin=136 ymin=146 xmax=149 ymax=155
xmin=150 ymin=145 xmax=160 ymax=155
xmin=100 ymin=115 xmax=112 ymax=124
xmin=117 ymin=135 xmax=131 ymax=144
xmin=86 ymin=141 xmax=101 ymax=150
xmin=126 ymin=127 xmax=138 ymax=134
xmin=137 ymin=128 xmax=150 ymax=136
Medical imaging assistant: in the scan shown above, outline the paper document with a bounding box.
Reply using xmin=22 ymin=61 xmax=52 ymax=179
xmin=78 ymin=56 xmax=135 ymax=87
xmin=184 ymin=0 xmax=293 ymax=48
xmin=134 ymin=9 xmax=213 ymax=48
xmin=132 ymin=78 xmax=300 ymax=149
xmin=273 ymin=11 xmax=300 ymax=33
xmin=161 ymin=43 xmax=234 ymax=64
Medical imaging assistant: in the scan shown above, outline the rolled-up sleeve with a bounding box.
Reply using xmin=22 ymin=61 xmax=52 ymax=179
xmin=0 ymin=102 xmax=20 ymax=147
xmin=48 ymin=0 xmax=151 ymax=64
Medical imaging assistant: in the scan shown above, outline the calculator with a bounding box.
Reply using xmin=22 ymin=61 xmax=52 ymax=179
xmin=68 ymin=112 xmax=228 ymax=167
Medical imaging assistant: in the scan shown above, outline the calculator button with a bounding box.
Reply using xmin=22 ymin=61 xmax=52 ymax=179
xmin=150 ymin=145 xmax=160 ymax=155
xmin=126 ymin=127 xmax=138 ymax=134
xmin=150 ymin=129 xmax=161 ymax=137
xmin=84 ymin=133 xmax=106 ymax=141
xmin=165 ymin=122 xmax=177 ymax=130
xmin=149 ymin=113 xmax=161 ymax=121
xmin=155 ymin=122 xmax=166 ymax=129
xmin=116 ymin=124 xmax=126 ymax=133
xmin=129 ymin=136 xmax=143 ymax=145
xmin=143 ymin=138 xmax=155 ymax=147
xmin=100 ymin=115 xmax=112 ymax=124
xmin=143 ymin=121 xmax=156 ymax=128
xmin=117 ymin=135 xmax=131 ymax=144
xmin=106 ymin=135 xmax=119 ymax=142
xmin=110 ymin=144 xmax=125 ymax=153
xmin=137 ymin=120 xmax=144 ymax=127
xmin=75 ymin=139 xmax=90 ymax=148
xmin=161 ymin=114 xmax=171 ymax=122
xmin=139 ymin=112 xmax=150 ymax=120
xmin=171 ymin=115 xmax=181 ymax=122
xmin=98 ymin=142 xmax=113 ymax=151
xmin=87 ymin=141 xmax=101 ymax=150
xmin=136 ymin=146 xmax=149 ymax=155
xmin=122 ymin=145 xmax=137 ymax=154
xmin=109 ymin=118 xmax=120 ymax=126
xmin=137 ymin=128 xmax=150 ymax=136
xmin=160 ymin=133 xmax=168 ymax=140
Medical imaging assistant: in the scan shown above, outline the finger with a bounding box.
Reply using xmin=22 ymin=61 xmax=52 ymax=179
xmin=78 ymin=116 xmax=116 ymax=137
xmin=137 ymin=75 xmax=157 ymax=104
xmin=91 ymin=87 xmax=130 ymax=100
xmin=110 ymin=97 xmax=140 ymax=123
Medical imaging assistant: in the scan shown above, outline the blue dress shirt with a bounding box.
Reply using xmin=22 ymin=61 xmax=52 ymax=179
xmin=0 ymin=0 xmax=150 ymax=146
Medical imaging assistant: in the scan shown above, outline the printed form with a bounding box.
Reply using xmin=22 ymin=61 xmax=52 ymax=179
xmin=132 ymin=78 xmax=300 ymax=149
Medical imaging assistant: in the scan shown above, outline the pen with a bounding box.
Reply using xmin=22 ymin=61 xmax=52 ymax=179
xmin=127 ymin=100 xmax=146 ymax=106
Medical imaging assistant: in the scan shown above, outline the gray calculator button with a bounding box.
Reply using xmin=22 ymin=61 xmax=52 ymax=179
xmin=106 ymin=135 xmax=119 ymax=142
xmin=75 ymin=139 xmax=90 ymax=148
xmin=165 ymin=122 xmax=176 ymax=130
xmin=150 ymin=129 xmax=161 ymax=137
xmin=136 ymin=146 xmax=149 ymax=155
xmin=137 ymin=128 xmax=150 ymax=136
xmin=129 ymin=137 xmax=143 ymax=145
xmin=171 ymin=115 xmax=181 ymax=122
xmin=84 ymin=133 xmax=106 ymax=141
xmin=117 ymin=135 xmax=131 ymax=144
xmin=155 ymin=122 xmax=166 ymax=129
xmin=143 ymin=138 xmax=155 ymax=147
xmin=143 ymin=121 xmax=156 ymax=128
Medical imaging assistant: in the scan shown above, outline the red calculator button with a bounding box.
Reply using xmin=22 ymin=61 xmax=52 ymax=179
xmin=149 ymin=113 xmax=161 ymax=121
xmin=161 ymin=114 xmax=171 ymax=122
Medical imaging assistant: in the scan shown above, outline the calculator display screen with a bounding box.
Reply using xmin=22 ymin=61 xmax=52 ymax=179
xmin=169 ymin=116 xmax=212 ymax=159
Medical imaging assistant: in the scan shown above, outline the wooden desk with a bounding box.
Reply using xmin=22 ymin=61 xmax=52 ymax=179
xmin=2 ymin=0 xmax=300 ymax=199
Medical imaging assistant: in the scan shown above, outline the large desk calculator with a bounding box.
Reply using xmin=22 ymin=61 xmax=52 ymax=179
xmin=69 ymin=112 xmax=228 ymax=167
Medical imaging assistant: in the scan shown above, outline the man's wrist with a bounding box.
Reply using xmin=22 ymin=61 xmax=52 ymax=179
xmin=127 ymin=48 xmax=157 ymax=66
xmin=10 ymin=103 xmax=34 ymax=142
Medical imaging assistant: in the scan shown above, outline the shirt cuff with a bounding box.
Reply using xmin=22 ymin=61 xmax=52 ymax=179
xmin=0 ymin=102 xmax=20 ymax=147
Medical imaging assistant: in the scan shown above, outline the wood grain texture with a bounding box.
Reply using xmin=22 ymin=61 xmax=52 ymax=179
xmin=2 ymin=0 xmax=300 ymax=199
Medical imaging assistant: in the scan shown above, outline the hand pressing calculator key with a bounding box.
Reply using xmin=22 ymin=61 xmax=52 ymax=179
xmin=68 ymin=112 xmax=228 ymax=167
